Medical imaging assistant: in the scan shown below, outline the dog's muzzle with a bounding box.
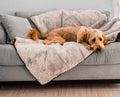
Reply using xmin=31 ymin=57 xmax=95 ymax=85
xmin=97 ymin=47 xmax=101 ymax=52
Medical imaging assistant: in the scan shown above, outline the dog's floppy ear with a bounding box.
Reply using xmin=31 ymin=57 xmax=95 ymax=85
xmin=102 ymin=33 xmax=110 ymax=45
xmin=77 ymin=27 xmax=90 ymax=43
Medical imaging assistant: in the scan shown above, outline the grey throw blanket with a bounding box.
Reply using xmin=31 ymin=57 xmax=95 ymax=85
xmin=14 ymin=10 xmax=120 ymax=85
xmin=15 ymin=38 xmax=92 ymax=84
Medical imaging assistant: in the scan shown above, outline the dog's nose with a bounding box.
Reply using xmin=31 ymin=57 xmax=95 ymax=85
xmin=97 ymin=47 xmax=101 ymax=52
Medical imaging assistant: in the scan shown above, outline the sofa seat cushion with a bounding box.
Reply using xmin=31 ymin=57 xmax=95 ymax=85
xmin=0 ymin=43 xmax=119 ymax=66
xmin=80 ymin=43 xmax=120 ymax=65
xmin=0 ymin=45 xmax=24 ymax=66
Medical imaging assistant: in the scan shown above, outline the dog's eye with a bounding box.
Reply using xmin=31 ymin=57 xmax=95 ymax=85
xmin=92 ymin=38 xmax=96 ymax=42
xmin=99 ymin=38 xmax=102 ymax=41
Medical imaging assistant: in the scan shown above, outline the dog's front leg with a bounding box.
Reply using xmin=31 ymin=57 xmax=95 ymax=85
xmin=81 ymin=42 xmax=92 ymax=50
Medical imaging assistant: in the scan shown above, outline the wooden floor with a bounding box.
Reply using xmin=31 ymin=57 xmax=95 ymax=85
xmin=0 ymin=82 xmax=120 ymax=97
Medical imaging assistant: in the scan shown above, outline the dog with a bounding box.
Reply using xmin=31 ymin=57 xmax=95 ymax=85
xmin=28 ymin=26 xmax=109 ymax=52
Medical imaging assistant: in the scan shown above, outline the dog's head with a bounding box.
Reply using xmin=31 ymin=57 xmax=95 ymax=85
xmin=77 ymin=27 xmax=109 ymax=52
xmin=88 ymin=29 xmax=109 ymax=52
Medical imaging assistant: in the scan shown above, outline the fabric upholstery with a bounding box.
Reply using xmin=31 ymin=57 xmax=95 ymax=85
xmin=1 ymin=64 xmax=120 ymax=81
xmin=0 ymin=14 xmax=32 ymax=44
xmin=15 ymin=11 xmax=43 ymax=18
xmin=0 ymin=44 xmax=24 ymax=66
xmin=0 ymin=66 xmax=35 ymax=81
xmin=80 ymin=43 xmax=120 ymax=65
xmin=55 ymin=64 xmax=120 ymax=80
xmin=0 ymin=43 xmax=120 ymax=66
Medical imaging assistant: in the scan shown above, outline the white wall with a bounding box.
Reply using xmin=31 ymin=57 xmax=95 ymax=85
xmin=0 ymin=0 xmax=113 ymax=16
xmin=113 ymin=0 xmax=120 ymax=17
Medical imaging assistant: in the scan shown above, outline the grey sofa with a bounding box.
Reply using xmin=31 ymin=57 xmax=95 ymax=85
xmin=1 ymin=43 xmax=120 ymax=82
xmin=0 ymin=11 xmax=120 ymax=82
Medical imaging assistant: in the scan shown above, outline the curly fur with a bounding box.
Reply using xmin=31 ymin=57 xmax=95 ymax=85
xmin=28 ymin=26 xmax=109 ymax=52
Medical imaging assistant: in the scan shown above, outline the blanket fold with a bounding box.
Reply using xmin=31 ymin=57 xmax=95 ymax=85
xmin=14 ymin=10 xmax=120 ymax=85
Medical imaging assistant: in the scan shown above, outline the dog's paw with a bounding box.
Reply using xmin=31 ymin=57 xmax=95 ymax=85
xmin=43 ymin=40 xmax=52 ymax=45
xmin=86 ymin=45 xmax=92 ymax=50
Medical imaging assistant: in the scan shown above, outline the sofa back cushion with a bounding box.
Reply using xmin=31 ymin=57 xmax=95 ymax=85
xmin=0 ymin=22 xmax=6 ymax=44
xmin=15 ymin=11 xmax=43 ymax=18
xmin=0 ymin=14 xmax=32 ymax=44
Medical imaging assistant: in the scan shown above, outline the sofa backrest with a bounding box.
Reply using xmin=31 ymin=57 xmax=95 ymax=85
xmin=15 ymin=10 xmax=110 ymax=18
xmin=15 ymin=11 xmax=44 ymax=18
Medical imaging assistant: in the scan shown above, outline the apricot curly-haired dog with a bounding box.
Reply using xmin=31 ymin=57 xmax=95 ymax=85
xmin=28 ymin=26 xmax=109 ymax=52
